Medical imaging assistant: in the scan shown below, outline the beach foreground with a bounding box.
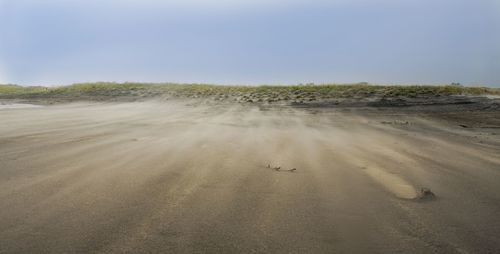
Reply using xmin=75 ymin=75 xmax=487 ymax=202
xmin=1 ymin=100 xmax=500 ymax=253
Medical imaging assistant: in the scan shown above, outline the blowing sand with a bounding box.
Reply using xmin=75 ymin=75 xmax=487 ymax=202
xmin=1 ymin=101 xmax=500 ymax=253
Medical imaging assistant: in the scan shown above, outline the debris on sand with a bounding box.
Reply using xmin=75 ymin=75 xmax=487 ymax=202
xmin=416 ymin=187 xmax=436 ymax=201
xmin=459 ymin=124 xmax=469 ymax=128
xmin=266 ymin=164 xmax=296 ymax=172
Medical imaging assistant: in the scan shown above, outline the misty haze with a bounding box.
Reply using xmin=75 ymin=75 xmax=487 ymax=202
xmin=1 ymin=1 xmax=500 ymax=253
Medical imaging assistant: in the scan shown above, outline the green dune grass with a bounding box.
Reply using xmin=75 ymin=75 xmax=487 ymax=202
xmin=1 ymin=82 xmax=499 ymax=101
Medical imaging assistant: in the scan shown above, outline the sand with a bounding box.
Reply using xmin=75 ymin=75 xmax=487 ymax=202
xmin=1 ymin=100 xmax=500 ymax=253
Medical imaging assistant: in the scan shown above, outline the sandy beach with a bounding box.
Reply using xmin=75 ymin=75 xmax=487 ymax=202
xmin=1 ymin=100 xmax=500 ymax=253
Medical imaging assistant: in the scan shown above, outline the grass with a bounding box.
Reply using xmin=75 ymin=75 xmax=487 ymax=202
xmin=1 ymin=82 xmax=499 ymax=102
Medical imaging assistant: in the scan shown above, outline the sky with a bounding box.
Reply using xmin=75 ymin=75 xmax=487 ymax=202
xmin=0 ymin=0 xmax=499 ymax=86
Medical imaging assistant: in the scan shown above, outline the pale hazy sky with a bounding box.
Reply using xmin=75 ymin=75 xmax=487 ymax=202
xmin=0 ymin=0 xmax=499 ymax=86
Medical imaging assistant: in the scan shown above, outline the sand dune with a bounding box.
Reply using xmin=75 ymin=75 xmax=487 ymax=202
xmin=1 ymin=101 xmax=500 ymax=253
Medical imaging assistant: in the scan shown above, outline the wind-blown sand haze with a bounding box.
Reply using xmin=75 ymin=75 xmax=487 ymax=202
xmin=1 ymin=101 xmax=500 ymax=253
